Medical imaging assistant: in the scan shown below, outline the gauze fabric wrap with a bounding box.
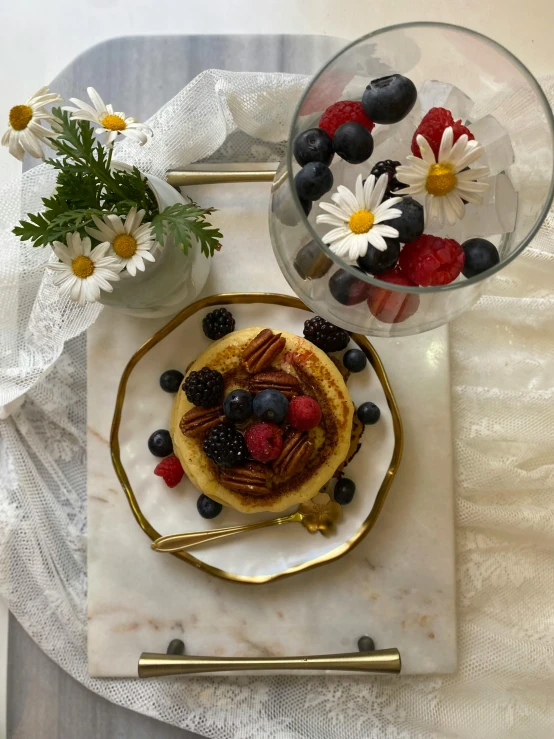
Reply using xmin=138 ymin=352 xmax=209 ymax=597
xmin=1 ymin=69 xmax=554 ymax=739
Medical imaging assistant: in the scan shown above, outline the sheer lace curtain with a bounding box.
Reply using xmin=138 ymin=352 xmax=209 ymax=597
xmin=0 ymin=70 xmax=553 ymax=738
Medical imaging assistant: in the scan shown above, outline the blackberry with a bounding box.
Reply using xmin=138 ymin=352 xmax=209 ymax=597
xmin=303 ymin=316 xmax=349 ymax=353
xmin=202 ymin=308 xmax=235 ymax=340
xmin=184 ymin=367 xmax=224 ymax=407
xmin=203 ymin=423 xmax=248 ymax=467
xmin=370 ymin=160 xmax=403 ymax=197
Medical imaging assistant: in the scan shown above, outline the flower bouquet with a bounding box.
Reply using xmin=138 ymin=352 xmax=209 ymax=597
xmin=5 ymin=86 xmax=222 ymax=308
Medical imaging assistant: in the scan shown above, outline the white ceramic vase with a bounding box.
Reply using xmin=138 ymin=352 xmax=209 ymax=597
xmin=98 ymin=171 xmax=211 ymax=318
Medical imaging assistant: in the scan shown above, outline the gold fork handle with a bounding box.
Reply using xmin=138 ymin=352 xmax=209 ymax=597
xmin=151 ymin=512 xmax=301 ymax=552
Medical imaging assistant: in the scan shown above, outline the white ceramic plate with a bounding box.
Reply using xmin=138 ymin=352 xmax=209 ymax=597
xmin=111 ymin=294 xmax=402 ymax=583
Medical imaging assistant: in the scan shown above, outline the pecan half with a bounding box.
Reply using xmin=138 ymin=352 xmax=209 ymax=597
xmin=220 ymin=462 xmax=272 ymax=496
xmin=180 ymin=406 xmax=226 ymax=437
xmin=249 ymin=370 xmax=301 ymax=399
xmin=273 ymin=430 xmax=314 ymax=477
xmin=242 ymin=329 xmax=286 ymax=374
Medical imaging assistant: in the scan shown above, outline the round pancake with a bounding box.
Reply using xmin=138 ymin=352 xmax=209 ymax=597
xmin=171 ymin=327 xmax=353 ymax=513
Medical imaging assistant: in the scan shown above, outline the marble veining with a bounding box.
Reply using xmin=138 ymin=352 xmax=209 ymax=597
xmin=87 ymin=182 xmax=457 ymax=677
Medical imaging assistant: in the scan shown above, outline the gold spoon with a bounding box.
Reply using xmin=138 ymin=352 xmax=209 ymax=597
xmin=151 ymin=493 xmax=342 ymax=553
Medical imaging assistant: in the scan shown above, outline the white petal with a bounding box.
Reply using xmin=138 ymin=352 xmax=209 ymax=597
xmin=70 ymin=279 xmax=84 ymax=304
xmin=105 ymin=214 xmax=125 ymax=234
xmin=373 ymin=208 xmax=401 ymax=224
xmin=367 ymin=229 xmax=387 ymax=252
xmin=90 ymin=242 xmax=111 ymax=261
xmin=336 ymin=185 xmax=359 ymax=214
xmin=87 ymin=87 xmax=107 ymax=114
xmin=443 ymin=193 xmax=458 ymax=225
xmin=68 ymin=98 xmax=100 ymax=119
xmin=438 ymin=127 xmax=454 ymax=162
xmin=456 ymin=179 xmax=490 ymax=194
xmin=69 ymin=232 xmax=83 ymax=255
xmin=354 ymin=175 xmax=365 ymax=209
xmin=70 ymin=112 xmax=99 ymax=123
xmin=140 ymin=250 xmax=156 ymax=263
xmin=28 ymin=121 xmax=56 ymax=140
xmin=446 ymin=191 xmax=465 ymax=220
xmin=57 ymin=275 xmax=78 ymax=298
xmin=125 ymin=260 xmax=137 ymax=277
xmin=363 ymin=174 xmax=376 ymax=204
xmin=331 ymin=191 xmax=355 ymax=215
xmin=447 ymin=134 xmax=470 ymax=167
xmin=81 ymin=236 xmax=92 ymax=256
xmin=455 ymin=190 xmax=484 ymax=205
xmin=321 ymin=226 xmax=351 ymax=244
xmin=134 ymin=209 xmax=146 ymax=228
xmin=395 ymin=170 xmax=425 ymax=185
xmin=20 ymin=129 xmax=44 ymax=159
xmin=124 ymin=207 xmax=138 ymax=233
xmin=86 ymin=227 xmax=109 ymax=243
xmin=122 ymin=128 xmax=148 ymax=145
xmin=398 ymin=182 xmax=426 ymax=195
xmin=1 ymin=128 xmax=11 ymax=146
xmin=52 ymin=243 xmax=73 ymax=265
xmin=417 ymin=135 xmax=437 ymax=165
xmin=368 ymin=173 xmax=389 ymax=211
xmin=455 ymin=144 xmax=485 ymax=170
xmin=350 ymin=234 xmax=368 ymax=261
xmin=316 ymin=214 xmax=345 ymax=227
xmin=405 ymin=156 xmax=430 ymax=172
xmin=373 ymin=224 xmax=400 ymax=239
xmin=319 ymin=202 xmax=349 ymax=221
xmin=330 ymin=234 xmax=356 ymax=258
xmin=8 ymin=133 xmax=25 ymax=161
xmin=456 ymin=166 xmax=489 ymax=180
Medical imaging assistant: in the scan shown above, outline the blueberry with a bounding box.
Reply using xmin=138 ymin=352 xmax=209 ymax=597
xmin=386 ymin=197 xmax=424 ymax=244
xmin=295 ymin=162 xmax=333 ymax=201
xmin=159 ymin=369 xmax=184 ymax=393
xmin=462 ymin=238 xmax=500 ymax=278
xmin=357 ymin=402 xmax=381 ymax=425
xmin=253 ymin=389 xmax=289 ymax=424
xmin=334 ymin=478 xmax=356 ymax=505
xmin=294 ymin=240 xmax=333 ymax=280
xmin=293 ymin=128 xmax=334 ymax=167
xmin=223 ymin=389 xmax=253 ymax=423
xmin=300 ymin=198 xmax=312 ymax=217
xmin=148 ymin=429 xmax=173 ymax=457
xmin=329 ymin=268 xmax=372 ymax=306
xmin=343 ymin=349 xmax=367 ymax=373
xmin=333 ymin=122 xmax=374 ymax=164
xmin=357 ymin=239 xmax=400 ymax=274
xmin=362 ymin=74 xmax=417 ymax=125
xmin=197 ymin=494 xmax=223 ymax=519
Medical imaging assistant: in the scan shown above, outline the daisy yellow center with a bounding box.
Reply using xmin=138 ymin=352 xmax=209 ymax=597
xmin=9 ymin=105 xmax=33 ymax=131
xmin=426 ymin=163 xmax=457 ymax=197
xmin=72 ymin=256 xmax=94 ymax=279
xmin=100 ymin=114 xmax=127 ymax=131
xmin=349 ymin=209 xmax=374 ymax=234
xmin=113 ymin=233 xmax=137 ymax=258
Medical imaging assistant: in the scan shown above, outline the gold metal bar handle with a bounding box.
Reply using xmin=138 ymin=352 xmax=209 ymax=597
xmin=138 ymin=649 xmax=401 ymax=677
xmin=166 ymin=169 xmax=278 ymax=186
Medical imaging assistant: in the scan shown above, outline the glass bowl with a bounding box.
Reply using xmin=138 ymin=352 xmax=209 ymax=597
xmin=269 ymin=22 xmax=554 ymax=336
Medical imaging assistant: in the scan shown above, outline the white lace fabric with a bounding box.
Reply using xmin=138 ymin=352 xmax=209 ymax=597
xmin=1 ymin=71 xmax=554 ymax=739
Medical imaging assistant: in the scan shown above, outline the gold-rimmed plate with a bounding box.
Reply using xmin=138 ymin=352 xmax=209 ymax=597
xmin=110 ymin=293 xmax=402 ymax=584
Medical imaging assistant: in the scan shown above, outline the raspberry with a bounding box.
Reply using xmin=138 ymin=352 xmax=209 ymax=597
xmin=287 ymin=396 xmax=322 ymax=431
xmin=366 ymin=267 xmax=420 ymax=324
xmin=245 ymin=423 xmax=283 ymax=463
xmin=399 ymin=235 xmax=465 ymax=287
xmin=154 ymin=455 xmax=184 ymax=488
xmin=411 ymin=107 xmax=474 ymax=159
xmin=319 ymin=101 xmax=375 ymax=139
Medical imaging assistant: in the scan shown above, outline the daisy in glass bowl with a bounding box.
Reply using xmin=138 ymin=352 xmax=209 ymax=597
xmin=2 ymin=86 xmax=62 ymax=160
xmin=48 ymin=233 xmax=122 ymax=305
xmin=316 ymin=173 xmax=402 ymax=261
xmin=396 ymin=127 xmax=490 ymax=226
xmin=64 ymin=87 xmax=152 ymax=147
xmin=87 ymin=207 xmax=156 ymax=276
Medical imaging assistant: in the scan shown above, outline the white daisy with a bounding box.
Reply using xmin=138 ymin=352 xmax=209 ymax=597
xmin=316 ymin=174 xmax=402 ymax=260
xmin=2 ymin=86 xmax=62 ymax=161
xmin=64 ymin=87 xmax=152 ymax=147
xmin=86 ymin=207 xmax=156 ymax=276
xmin=48 ymin=232 xmax=121 ymax=305
xmin=396 ymin=127 xmax=490 ymax=226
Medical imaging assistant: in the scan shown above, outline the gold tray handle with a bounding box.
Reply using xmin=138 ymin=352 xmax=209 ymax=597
xmin=138 ymin=648 xmax=401 ymax=677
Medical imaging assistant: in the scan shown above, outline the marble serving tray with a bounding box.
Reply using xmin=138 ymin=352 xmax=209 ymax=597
xmin=87 ymin=181 xmax=457 ymax=677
